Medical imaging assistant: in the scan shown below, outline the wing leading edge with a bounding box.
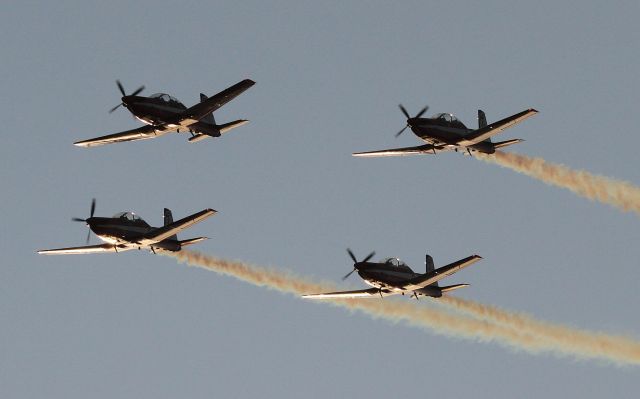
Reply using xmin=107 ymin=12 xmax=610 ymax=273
xmin=402 ymin=255 xmax=482 ymax=291
xmin=37 ymin=244 xmax=128 ymax=255
xmin=352 ymin=144 xmax=443 ymax=158
xmin=177 ymin=79 xmax=255 ymax=125
xmin=137 ymin=209 xmax=217 ymax=246
xmin=302 ymin=288 xmax=391 ymax=299
xmin=74 ymin=125 xmax=169 ymax=148
xmin=457 ymin=108 xmax=538 ymax=147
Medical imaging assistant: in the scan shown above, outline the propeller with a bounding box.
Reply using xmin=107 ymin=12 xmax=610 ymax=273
xmin=342 ymin=248 xmax=376 ymax=280
xmin=109 ymin=80 xmax=145 ymax=113
xmin=395 ymin=104 xmax=429 ymax=137
xmin=71 ymin=199 xmax=96 ymax=244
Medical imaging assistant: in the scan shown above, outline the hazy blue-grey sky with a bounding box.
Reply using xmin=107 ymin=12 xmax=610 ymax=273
xmin=2 ymin=1 xmax=640 ymax=397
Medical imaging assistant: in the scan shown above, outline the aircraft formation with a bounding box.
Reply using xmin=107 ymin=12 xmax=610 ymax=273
xmin=38 ymin=77 xmax=538 ymax=301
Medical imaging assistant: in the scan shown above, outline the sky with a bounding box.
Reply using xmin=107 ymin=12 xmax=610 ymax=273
xmin=2 ymin=1 xmax=640 ymax=397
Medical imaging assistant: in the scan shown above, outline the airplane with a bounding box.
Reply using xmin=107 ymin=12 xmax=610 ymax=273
xmin=352 ymin=105 xmax=537 ymax=157
xmin=302 ymin=249 xmax=482 ymax=299
xmin=74 ymin=78 xmax=255 ymax=147
xmin=37 ymin=199 xmax=216 ymax=255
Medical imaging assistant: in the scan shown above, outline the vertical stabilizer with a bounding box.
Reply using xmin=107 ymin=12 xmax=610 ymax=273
xmin=478 ymin=110 xmax=487 ymax=129
xmin=199 ymin=93 xmax=216 ymax=125
xmin=478 ymin=110 xmax=491 ymax=143
xmin=425 ymin=254 xmax=438 ymax=287
xmin=163 ymin=208 xmax=178 ymax=241
xmin=425 ymin=254 xmax=435 ymax=273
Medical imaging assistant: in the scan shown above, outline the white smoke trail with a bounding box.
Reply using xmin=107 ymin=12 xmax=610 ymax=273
xmin=476 ymin=151 xmax=640 ymax=216
xmin=167 ymin=250 xmax=640 ymax=366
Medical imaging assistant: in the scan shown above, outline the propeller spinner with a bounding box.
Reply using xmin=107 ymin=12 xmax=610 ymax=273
xmin=395 ymin=104 xmax=429 ymax=137
xmin=109 ymin=80 xmax=145 ymax=113
xmin=342 ymin=248 xmax=376 ymax=280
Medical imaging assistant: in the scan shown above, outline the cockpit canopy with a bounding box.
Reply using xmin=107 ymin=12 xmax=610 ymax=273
xmin=432 ymin=113 xmax=467 ymax=129
xmin=112 ymin=212 xmax=147 ymax=224
xmin=382 ymin=257 xmax=411 ymax=271
xmin=149 ymin=93 xmax=186 ymax=109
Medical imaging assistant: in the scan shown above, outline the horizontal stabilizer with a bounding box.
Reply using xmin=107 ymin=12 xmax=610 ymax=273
xmin=440 ymin=283 xmax=470 ymax=293
xmin=493 ymin=139 xmax=524 ymax=149
xmin=218 ymin=119 xmax=249 ymax=134
xmin=179 ymin=237 xmax=208 ymax=247
xmin=188 ymin=133 xmax=209 ymax=143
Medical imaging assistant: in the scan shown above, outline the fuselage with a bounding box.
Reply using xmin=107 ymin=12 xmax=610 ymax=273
xmin=85 ymin=213 xmax=180 ymax=251
xmin=407 ymin=116 xmax=495 ymax=154
xmin=120 ymin=94 xmax=220 ymax=137
xmin=356 ymin=261 xmax=418 ymax=290
xmin=355 ymin=259 xmax=444 ymax=297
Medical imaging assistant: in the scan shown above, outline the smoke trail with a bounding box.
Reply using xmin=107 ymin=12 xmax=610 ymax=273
xmin=476 ymin=151 xmax=640 ymax=216
xmin=167 ymin=250 xmax=640 ymax=366
xmin=440 ymin=296 xmax=640 ymax=362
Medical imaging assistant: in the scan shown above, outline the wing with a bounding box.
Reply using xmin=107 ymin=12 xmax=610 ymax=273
xmin=302 ymin=288 xmax=393 ymax=299
xmin=402 ymin=255 xmax=482 ymax=291
xmin=74 ymin=125 xmax=171 ymax=148
xmin=352 ymin=144 xmax=444 ymax=158
xmin=456 ymin=108 xmax=538 ymax=147
xmin=137 ymin=209 xmax=216 ymax=246
xmin=176 ymin=79 xmax=255 ymax=125
xmin=37 ymin=243 xmax=123 ymax=255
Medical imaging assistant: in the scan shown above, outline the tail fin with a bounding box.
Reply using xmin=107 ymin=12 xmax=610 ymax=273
xmin=478 ymin=110 xmax=487 ymax=129
xmin=163 ymin=208 xmax=178 ymax=241
xmin=478 ymin=110 xmax=490 ymax=142
xmin=425 ymin=254 xmax=438 ymax=287
xmin=199 ymin=93 xmax=216 ymax=125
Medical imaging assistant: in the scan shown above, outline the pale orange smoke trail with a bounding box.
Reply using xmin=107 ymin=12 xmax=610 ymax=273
xmin=440 ymin=296 xmax=640 ymax=362
xmin=476 ymin=151 xmax=640 ymax=215
xmin=167 ymin=250 xmax=640 ymax=366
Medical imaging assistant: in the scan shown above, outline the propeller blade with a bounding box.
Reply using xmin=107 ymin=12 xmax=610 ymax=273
xmin=414 ymin=105 xmax=429 ymax=119
xmin=395 ymin=125 xmax=408 ymax=138
xmin=90 ymin=198 xmax=96 ymax=218
xmin=109 ymin=103 xmax=123 ymax=113
xmin=342 ymin=269 xmax=356 ymax=281
xmin=116 ymin=80 xmax=126 ymax=96
xmin=71 ymin=217 xmax=85 ymax=222
xmin=347 ymin=248 xmax=357 ymax=263
xmin=85 ymin=229 xmax=91 ymax=244
xmin=362 ymin=251 xmax=376 ymax=263
xmin=130 ymin=85 xmax=145 ymax=96
xmin=399 ymin=104 xmax=410 ymax=119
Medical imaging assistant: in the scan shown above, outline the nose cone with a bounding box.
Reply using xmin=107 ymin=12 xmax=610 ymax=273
xmin=121 ymin=95 xmax=133 ymax=107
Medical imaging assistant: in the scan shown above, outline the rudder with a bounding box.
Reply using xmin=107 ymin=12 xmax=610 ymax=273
xmin=426 ymin=254 xmax=438 ymax=287
xmin=164 ymin=208 xmax=178 ymax=241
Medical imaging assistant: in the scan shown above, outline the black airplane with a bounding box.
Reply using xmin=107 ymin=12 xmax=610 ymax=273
xmin=302 ymin=249 xmax=482 ymax=299
xmin=74 ymin=79 xmax=255 ymax=147
xmin=353 ymin=105 xmax=537 ymax=157
xmin=38 ymin=200 xmax=215 ymax=255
